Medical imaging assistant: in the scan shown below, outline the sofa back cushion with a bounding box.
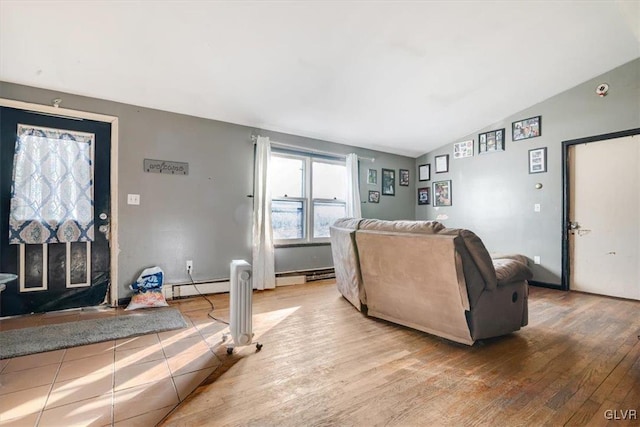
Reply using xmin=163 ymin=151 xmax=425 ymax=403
xmin=332 ymin=217 xmax=364 ymax=230
xmin=359 ymin=219 xmax=445 ymax=234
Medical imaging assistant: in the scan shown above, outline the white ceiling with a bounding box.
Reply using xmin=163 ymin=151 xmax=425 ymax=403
xmin=1 ymin=1 xmax=639 ymax=157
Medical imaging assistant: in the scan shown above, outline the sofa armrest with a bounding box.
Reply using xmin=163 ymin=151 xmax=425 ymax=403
xmin=493 ymin=258 xmax=533 ymax=286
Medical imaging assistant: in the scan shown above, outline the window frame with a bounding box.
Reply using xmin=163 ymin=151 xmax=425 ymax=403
xmin=270 ymin=150 xmax=346 ymax=246
xmin=271 ymin=152 xmax=308 ymax=245
xmin=310 ymin=158 xmax=347 ymax=242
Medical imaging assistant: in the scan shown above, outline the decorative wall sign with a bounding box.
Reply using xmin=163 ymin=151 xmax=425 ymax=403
xmin=144 ymin=159 xmax=189 ymax=175
xmin=453 ymin=140 xmax=474 ymax=159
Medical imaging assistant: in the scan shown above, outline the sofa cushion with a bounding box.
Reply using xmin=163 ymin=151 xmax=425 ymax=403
xmin=493 ymin=258 xmax=533 ymax=285
xmin=492 ymin=253 xmax=529 ymax=266
xmin=359 ymin=219 xmax=445 ymax=234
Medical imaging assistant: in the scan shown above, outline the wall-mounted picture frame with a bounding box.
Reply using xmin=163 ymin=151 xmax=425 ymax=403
xmin=435 ymin=154 xmax=449 ymax=173
xmin=513 ymin=116 xmax=541 ymax=141
xmin=418 ymin=164 xmax=430 ymax=181
xmin=381 ymin=168 xmax=395 ymax=196
xmin=433 ymin=180 xmax=452 ymax=207
xmin=478 ymin=128 xmax=505 ymax=154
xmin=418 ymin=187 xmax=430 ymax=205
xmin=368 ymin=190 xmax=380 ymax=203
xmin=453 ymin=140 xmax=474 ymax=159
xmin=399 ymin=169 xmax=409 ymax=186
xmin=367 ymin=168 xmax=377 ymax=185
xmin=528 ymin=147 xmax=547 ymax=174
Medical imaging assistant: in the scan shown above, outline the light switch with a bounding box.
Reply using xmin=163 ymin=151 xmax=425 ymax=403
xmin=128 ymin=194 xmax=140 ymax=205
xmin=534 ymin=256 xmax=541 ymax=264
xmin=534 ymin=203 xmax=541 ymax=212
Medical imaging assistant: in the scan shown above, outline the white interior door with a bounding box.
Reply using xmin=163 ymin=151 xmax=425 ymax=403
xmin=568 ymin=134 xmax=640 ymax=300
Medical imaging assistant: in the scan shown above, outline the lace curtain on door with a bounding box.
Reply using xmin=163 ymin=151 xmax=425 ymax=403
xmin=9 ymin=124 xmax=95 ymax=244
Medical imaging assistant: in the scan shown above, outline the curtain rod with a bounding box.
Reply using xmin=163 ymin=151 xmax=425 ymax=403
xmin=251 ymin=135 xmax=375 ymax=162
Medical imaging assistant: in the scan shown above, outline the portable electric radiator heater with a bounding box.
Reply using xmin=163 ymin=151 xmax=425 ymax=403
xmin=224 ymin=260 xmax=262 ymax=354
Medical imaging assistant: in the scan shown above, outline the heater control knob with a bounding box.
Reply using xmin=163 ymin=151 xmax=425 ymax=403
xmin=240 ymin=271 xmax=250 ymax=281
xmin=238 ymin=333 xmax=251 ymax=345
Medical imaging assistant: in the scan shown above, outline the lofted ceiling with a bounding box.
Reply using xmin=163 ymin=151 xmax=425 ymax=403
xmin=1 ymin=1 xmax=639 ymax=157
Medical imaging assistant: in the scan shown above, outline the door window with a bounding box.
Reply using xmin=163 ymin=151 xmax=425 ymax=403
xmin=9 ymin=124 xmax=95 ymax=244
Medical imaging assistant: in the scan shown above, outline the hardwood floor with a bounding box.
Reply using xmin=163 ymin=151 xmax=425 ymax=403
xmin=161 ymin=281 xmax=640 ymax=426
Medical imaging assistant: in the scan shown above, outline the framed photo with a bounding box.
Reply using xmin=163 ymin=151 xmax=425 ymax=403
xmin=418 ymin=187 xmax=430 ymax=205
xmin=399 ymin=169 xmax=409 ymax=186
xmin=418 ymin=164 xmax=430 ymax=181
xmin=513 ymin=116 xmax=541 ymax=141
xmin=433 ymin=180 xmax=452 ymax=207
xmin=367 ymin=168 xmax=377 ymax=185
xmin=381 ymin=168 xmax=395 ymax=196
xmin=478 ymin=129 xmax=505 ymax=154
xmin=368 ymin=190 xmax=380 ymax=203
xmin=435 ymin=154 xmax=449 ymax=173
xmin=528 ymin=147 xmax=547 ymax=174
xmin=453 ymin=140 xmax=474 ymax=159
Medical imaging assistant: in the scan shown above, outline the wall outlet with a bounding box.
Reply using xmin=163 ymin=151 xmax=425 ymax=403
xmin=534 ymin=203 xmax=541 ymax=212
xmin=534 ymin=256 xmax=541 ymax=265
xmin=186 ymin=260 xmax=193 ymax=274
xmin=127 ymin=194 xmax=140 ymax=205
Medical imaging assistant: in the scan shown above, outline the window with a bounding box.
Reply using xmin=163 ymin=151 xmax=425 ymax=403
xmin=270 ymin=151 xmax=346 ymax=244
xmin=9 ymin=124 xmax=95 ymax=244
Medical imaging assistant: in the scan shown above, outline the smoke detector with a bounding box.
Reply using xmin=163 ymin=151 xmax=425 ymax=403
xmin=595 ymin=83 xmax=609 ymax=97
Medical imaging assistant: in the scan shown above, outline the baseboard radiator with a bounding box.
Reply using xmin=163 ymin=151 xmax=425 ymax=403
xmin=163 ymin=267 xmax=336 ymax=301
xmin=275 ymin=267 xmax=335 ymax=286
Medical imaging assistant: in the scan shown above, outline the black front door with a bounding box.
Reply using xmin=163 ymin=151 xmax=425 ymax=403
xmin=0 ymin=107 xmax=111 ymax=316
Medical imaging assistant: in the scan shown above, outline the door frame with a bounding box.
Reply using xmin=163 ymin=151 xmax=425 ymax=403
xmin=561 ymin=127 xmax=640 ymax=291
xmin=0 ymin=98 xmax=120 ymax=307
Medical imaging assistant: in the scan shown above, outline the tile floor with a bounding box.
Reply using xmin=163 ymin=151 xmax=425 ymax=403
xmin=0 ymin=297 xmax=230 ymax=426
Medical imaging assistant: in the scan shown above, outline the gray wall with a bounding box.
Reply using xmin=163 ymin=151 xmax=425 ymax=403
xmin=415 ymin=58 xmax=640 ymax=285
xmin=0 ymin=82 xmax=415 ymax=297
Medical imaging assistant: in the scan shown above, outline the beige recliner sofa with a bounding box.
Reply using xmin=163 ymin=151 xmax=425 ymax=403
xmin=330 ymin=218 xmax=532 ymax=345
